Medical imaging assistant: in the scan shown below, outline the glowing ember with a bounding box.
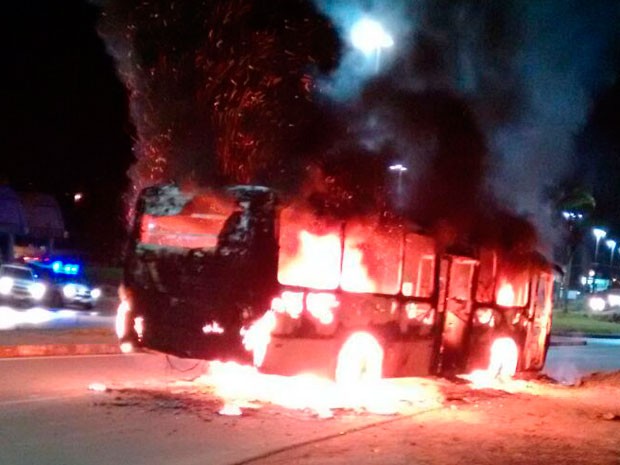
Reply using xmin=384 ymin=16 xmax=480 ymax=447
xmin=120 ymin=341 xmax=134 ymax=354
xmin=335 ymin=332 xmax=384 ymax=385
xmin=496 ymin=282 xmax=515 ymax=307
xmin=202 ymin=321 xmax=225 ymax=334
xmin=88 ymin=383 xmax=108 ymax=392
xmin=241 ymin=310 xmax=277 ymax=367
xmin=218 ymin=404 xmax=243 ymax=416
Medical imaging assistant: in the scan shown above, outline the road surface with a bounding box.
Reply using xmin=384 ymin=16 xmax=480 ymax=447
xmin=1 ymin=340 xmax=620 ymax=465
xmin=544 ymin=339 xmax=620 ymax=383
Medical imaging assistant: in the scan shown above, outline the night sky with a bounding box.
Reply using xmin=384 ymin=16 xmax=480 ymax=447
xmin=2 ymin=1 xmax=620 ymax=261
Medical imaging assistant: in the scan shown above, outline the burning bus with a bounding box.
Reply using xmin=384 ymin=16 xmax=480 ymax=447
xmin=116 ymin=184 xmax=554 ymax=380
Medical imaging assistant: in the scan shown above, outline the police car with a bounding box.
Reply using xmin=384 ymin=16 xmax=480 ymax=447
xmin=26 ymin=259 xmax=101 ymax=309
xmin=0 ymin=264 xmax=47 ymax=306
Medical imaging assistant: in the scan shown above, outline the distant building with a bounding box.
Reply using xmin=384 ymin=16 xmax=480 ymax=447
xmin=0 ymin=186 xmax=65 ymax=263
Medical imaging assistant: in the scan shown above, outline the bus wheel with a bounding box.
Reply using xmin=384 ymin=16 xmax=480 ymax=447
xmin=335 ymin=331 xmax=384 ymax=385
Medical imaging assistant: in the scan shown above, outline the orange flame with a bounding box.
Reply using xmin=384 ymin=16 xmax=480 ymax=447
xmin=115 ymin=300 xmax=131 ymax=339
xmin=488 ymin=337 xmax=518 ymax=378
xmin=278 ymin=229 xmax=376 ymax=292
xmin=496 ymin=282 xmax=515 ymax=307
xmin=278 ymin=231 xmax=342 ymax=289
xmin=241 ymin=310 xmax=277 ymax=367
xmin=195 ymin=360 xmax=443 ymax=417
xmin=463 ymin=337 xmax=519 ymax=388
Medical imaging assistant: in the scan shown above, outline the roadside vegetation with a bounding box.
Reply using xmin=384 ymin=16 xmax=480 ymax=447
xmin=552 ymin=309 xmax=620 ymax=335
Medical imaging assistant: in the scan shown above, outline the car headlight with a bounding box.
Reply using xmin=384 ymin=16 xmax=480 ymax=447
xmin=63 ymin=284 xmax=77 ymax=298
xmin=0 ymin=277 xmax=13 ymax=295
xmin=90 ymin=288 xmax=101 ymax=299
xmin=588 ymin=296 xmax=606 ymax=312
xmin=29 ymin=282 xmax=47 ymax=300
xmin=607 ymin=294 xmax=620 ymax=307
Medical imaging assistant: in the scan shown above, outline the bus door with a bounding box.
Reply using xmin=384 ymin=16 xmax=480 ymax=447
xmin=522 ymin=273 xmax=553 ymax=370
xmin=439 ymin=256 xmax=477 ymax=373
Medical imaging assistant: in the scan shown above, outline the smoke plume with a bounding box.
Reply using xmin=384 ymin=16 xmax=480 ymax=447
xmin=97 ymin=0 xmax=620 ymax=255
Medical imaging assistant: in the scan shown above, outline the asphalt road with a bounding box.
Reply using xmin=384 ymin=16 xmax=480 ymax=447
xmin=2 ymin=340 xmax=620 ymax=465
xmin=544 ymin=338 xmax=620 ymax=383
xmin=0 ymin=353 xmax=403 ymax=465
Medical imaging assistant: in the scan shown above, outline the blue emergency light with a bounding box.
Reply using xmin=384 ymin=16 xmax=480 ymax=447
xmin=51 ymin=260 xmax=80 ymax=275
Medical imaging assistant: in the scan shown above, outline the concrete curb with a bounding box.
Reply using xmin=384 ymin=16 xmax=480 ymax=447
xmin=549 ymin=339 xmax=587 ymax=347
xmin=0 ymin=343 xmax=121 ymax=358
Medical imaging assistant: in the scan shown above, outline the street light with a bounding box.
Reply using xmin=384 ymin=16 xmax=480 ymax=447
xmin=389 ymin=164 xmax=408 ymax=206
xmin=350 ymin=18 xmax=394 ymax=72
xmin=592 ymin=228 xmax=607 ymax=263
xmin=607 ymin=239 xmax=617 ymax=267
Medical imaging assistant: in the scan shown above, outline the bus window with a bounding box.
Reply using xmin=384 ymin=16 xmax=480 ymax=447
xmin=449 ymin=259 xmax=475 ymax=303
xmin=341 ymin=221 xmax=402 ymax=295
xmin=140 ymin=193 xmax=234 ymax=250
xmin=402 ymin=233 xmax=436 ymax=298
xmin=476 ymin=248 xmax=497 ymax=303
xmin=496 ymin=269 xmax=530 ymax=307
xmin=277 ymin=207 xmax=342 ymax=290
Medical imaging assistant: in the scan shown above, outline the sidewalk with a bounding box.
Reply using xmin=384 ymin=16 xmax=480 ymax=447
xmin=0 ymin=327 xmax=120 ymax=357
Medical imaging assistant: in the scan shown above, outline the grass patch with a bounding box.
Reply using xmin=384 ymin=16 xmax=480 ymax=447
xmin=552 ymin=311 xmax=620 ymax=334
xmin=84 ymin=266 xmax=123 ymax=286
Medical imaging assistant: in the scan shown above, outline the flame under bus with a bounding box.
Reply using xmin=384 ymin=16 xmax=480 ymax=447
xmin=118 ymin=185 xmax=554 ymax=379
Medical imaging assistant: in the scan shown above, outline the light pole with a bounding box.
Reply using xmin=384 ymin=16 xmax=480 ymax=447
xmin=389 ymin=163 xmax=407 ymax=205
xmin=350 ymin=18 xmax=394 ymax=72
xmin=593 ymin=228 xmax=607 ymax=264
xmin=607 ymin=239 xmax=617 ymax=268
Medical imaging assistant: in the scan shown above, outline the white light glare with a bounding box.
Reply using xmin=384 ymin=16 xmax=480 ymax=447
xmin=63 ymin=284 xmax=77 ymax=298
xmin=389 ymin=164 xmax=407 ymax=172
xmin=593 ymin=228 xmax=607 ymax=241
xmin=350 ymin=18 xmax=394 ymax=55
xmin=588 ymin=296 xmax=606 ymax=312
xmin=0 ymin=277 xmax=13 ymax=296
xmin=606 ymin=239 xmax=616 ymax=249
xmin=90 ymin=288 xmax=101 ymax=299
xmin=29 ymin=283 xmax=46 ymax=300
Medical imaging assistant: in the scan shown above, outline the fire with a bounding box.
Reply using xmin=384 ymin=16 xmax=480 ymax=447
xmin=488 ymin=337 xmax=519 ymax=378
xmin=341 ymin=242 xmax=376 ymax=292
xmin=278 ymin=228 xmax=376 ymax=292
xmin=306 ymin=292 xmax=338 ymax=325
xmin=496 ymin=282 xmax=515 ymax=307
xmin=195 ymin=360 xmax=443 ymax=417
xmin=463 ymin=337 xmax=519 ymax=388
xmin=278 ymin=231 xmax=342 ymax=290
xmin=335 ymin=332 xmax=384 ymax=385
xmin=241 ymin=310 xmax=277 ymax=367
xmin=115 ymin=300 xmax=131 ymax=339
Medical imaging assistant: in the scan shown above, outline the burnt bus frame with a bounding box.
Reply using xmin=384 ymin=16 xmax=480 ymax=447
xmin=120 ymin=184 xmax=552 ymax=376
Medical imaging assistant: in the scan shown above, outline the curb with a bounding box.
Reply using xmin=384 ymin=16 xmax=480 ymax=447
xmin=549 ymin=339 xmax=587 ymax=347
xmin=0 ymin=343 xmax=121 ymax=358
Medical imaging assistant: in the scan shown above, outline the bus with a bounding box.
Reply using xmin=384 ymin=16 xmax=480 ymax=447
xmin=116 ymin=184 xmax=555 ymax=379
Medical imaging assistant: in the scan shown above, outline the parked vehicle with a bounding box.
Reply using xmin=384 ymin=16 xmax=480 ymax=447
xmin=0 ymin=264 xmax=47 ymax=306
xmin=26 ymin=259 xmax=101 ymax=309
